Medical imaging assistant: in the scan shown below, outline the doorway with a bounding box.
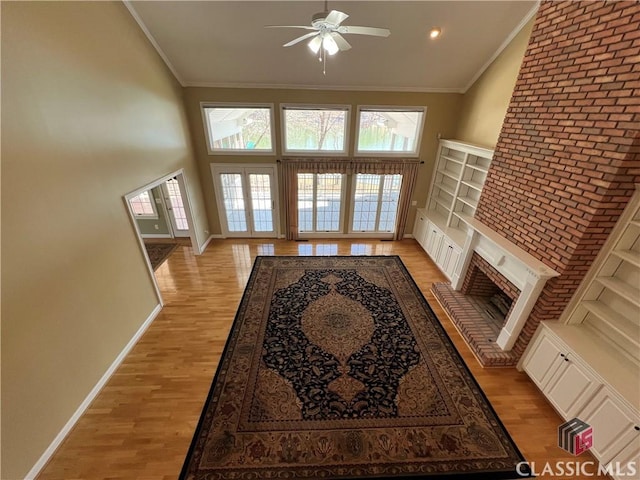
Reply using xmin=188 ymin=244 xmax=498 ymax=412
xmin=211 ymin=164 xmax=279 ymax=238
xmin=124 ymin=169 xmax=199 ymax=304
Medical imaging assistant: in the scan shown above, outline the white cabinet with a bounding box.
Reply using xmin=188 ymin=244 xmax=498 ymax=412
xmin=412 ymin=210 xmax=429 ymax=248
xmin=424 ymin=222 xmax=443 ymax=260
xmin=437 ymin=236 xmax=461 ymax=279
xmin=417 ymin=218 xmax=461 ymax=281
xmin=606 ymin=434 xmax=640 ymax=480
xmin=577 ymin=388 xmax=640 ymax=466
xmin=522 ymin=327 xmax=600 ymax=419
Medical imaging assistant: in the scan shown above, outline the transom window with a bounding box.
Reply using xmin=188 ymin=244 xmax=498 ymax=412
xmin=355 ymin=106 xmax=426 ymax=157
xmin=202 ymin=104 xmax=275 ymax=154
xmin=282 ymin=105 xmax=349 ymax=156
xmin=130 ymin=191 xmax=157 ymax=218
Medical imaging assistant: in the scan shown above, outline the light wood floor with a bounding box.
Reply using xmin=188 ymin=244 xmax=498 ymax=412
xmin=37 ymin=239 xmax=607 ymax=480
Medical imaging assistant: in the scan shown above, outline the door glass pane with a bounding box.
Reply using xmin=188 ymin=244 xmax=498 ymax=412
xmin=378 ymin=175 xmax=402 ymax=232
xmin=249 ymin=174 xmax=273 ymax=232
xmin=220 ymin=174 xmax=247 ymax=232
xmin=316 ymin=174 xmax=342 ymax=232
xmin=298 ymin=173 xmax=314 ymax=232
xmin=352 ymin=174 xmax=402 ymax=233
xmin=165 ymin=179 xmax=189 ymax=230
xmin=353 ymin=174 xmax=381 ymax=231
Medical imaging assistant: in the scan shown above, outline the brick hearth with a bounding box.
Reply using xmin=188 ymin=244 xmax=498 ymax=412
xmin=432 ymin=283 xmax=520 ymax=367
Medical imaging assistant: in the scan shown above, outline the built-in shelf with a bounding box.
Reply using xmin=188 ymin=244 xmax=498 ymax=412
xmin=457 ymin=196 xmax=478 ymax=208
xmin=612 ymin=249 xmax=640 ymax=268
xmin=583 ymin=301 xmax=638 ymax=344
xmin=562 ymin=187 xmax=640 ymax=367
xmin=435 ymin=183 xmax=456 ymax=196
xmin=465 ymin=163 xmax=488 ymax=173
xmin=596 ymin=277 xmax=640 ymax=308
xmin=436 ymin=169 xmax=460 ymax=182
xmin=460 ymin=179 xmax=483 ymax=191
xmin=426 ymin=139 xmax=494 ymax=243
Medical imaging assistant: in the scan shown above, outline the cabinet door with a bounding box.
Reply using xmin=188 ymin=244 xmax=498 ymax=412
xmin=606 ymin=433 xmax=640 ymax=480
xmin=578 ymin=388 xmax=639 ymax=465
xmin=444 ymin=243 xmax=461 ymax=279
xmin=522 ymin=331 xmax=565 ymax=390
xmin=424 ymin=223 xmax=443 ymax=261
xmin=436 ymin=238 xmax=452 ymax=269
xmin=544 ymin=356 xmax=600 ymax=419
xmin=413 ymin=213 xmax=429 ymax=248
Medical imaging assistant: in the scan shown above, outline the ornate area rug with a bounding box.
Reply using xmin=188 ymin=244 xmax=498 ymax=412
xmin=144 ymin=242 xmax=178 ymax=270
xmin=180 ymin=256 xmax=530 ymax=479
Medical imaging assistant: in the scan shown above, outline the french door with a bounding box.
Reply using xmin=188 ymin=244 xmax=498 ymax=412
xmin=211 ymin=164 xmax=279 ymax=238
xmin=350 ymin=174 xmax=403 ymax=235
xmin=161 ymin=178 xmax=191 ymax=237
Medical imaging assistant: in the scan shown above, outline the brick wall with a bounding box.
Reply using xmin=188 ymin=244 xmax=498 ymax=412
xmin=475 ymin=0 xmax=640 ymax=358
xmin=462 ymin=252 xmax=521 ymax=301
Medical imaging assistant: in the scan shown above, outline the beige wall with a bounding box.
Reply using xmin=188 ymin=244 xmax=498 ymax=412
xmin=455 ymin=18 xmax=534 ymax=148
xmin=1 ymin=2 xmax=208 ymax=478
xmin=183 ymin=88 xmax=462 ymax=235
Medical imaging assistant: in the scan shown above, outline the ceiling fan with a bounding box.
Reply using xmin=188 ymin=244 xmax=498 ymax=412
xmin=265 ymin=1 xmax=391 ymax=73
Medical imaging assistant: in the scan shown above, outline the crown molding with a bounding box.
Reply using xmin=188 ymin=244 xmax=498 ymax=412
xmin=183 ymin=82 xmax=464 ymax=94
xmin=462 ymin=1 xmax=540 ymax=94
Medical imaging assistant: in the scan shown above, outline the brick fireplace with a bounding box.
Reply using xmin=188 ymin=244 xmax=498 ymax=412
xmin=434 ymin=0 xmax=639 ymax=366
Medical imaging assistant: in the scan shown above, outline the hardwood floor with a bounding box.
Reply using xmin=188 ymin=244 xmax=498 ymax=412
xmin=37 ymin=239 xmax=607 ymax=479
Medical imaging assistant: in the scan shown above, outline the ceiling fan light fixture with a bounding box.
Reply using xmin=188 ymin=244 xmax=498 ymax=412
xmin=322 ymin=35 xmax=339 ymax=55
xmin=308 ymin=35 xmax=323 ymax=54
xmin=430 ymin=27 xmax=442 ymax=39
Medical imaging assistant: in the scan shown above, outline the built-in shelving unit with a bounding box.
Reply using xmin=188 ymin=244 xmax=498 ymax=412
xmin=520 ymin=188 xmax=640 ymax=480
xmin=425 ymin=139 xmax=494 ymax=248
xmin=564 ymin=191 xmax=640 ymax=365
xmin=414 ymin=140 xmax=494 ymax=280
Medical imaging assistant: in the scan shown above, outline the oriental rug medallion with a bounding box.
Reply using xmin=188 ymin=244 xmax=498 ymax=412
xmin=180 ymin=256 xmax=530 ymax=480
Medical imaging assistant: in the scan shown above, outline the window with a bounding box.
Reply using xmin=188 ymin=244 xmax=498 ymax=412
xmin=355 ymin=106 xmax=426 ymax=156
xmin=202 ymin=104 xmax=275 ymax=154
xmin=130 ymin=190 xmax=157 ymax=218
xmin=282 ymin=105 xmax=349 ymax=155
xmin=298 ymin=173 xmax=344 ymax=233
xmin=351 ymin=174 xmax=403 ymax=233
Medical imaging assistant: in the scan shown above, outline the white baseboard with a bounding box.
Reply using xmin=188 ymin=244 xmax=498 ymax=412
xmin=198 ymin=234 xmax=224 ymax=254
xmin=404 ymin=233 xmax=414 ymax=239
xmin=24 ymin=303 xmax=163 ymax=480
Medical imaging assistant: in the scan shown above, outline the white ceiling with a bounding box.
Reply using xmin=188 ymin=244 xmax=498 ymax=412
xmin=126 ymin=1 xmax=537 ymax=92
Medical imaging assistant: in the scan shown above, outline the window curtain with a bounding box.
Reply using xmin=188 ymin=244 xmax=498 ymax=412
xmin=280 ymin=158 xmax=420 ymax=240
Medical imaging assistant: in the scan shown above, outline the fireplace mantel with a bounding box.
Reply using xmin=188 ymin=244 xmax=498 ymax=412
xmin=452 ymin=216 xmax=560 ymax=350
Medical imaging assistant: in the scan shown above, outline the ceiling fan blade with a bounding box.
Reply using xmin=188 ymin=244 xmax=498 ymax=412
xmin=325 ymin=10 xmax=349 ymax=26
xmin=338 ymin=26 xmax=391 ymax=37
xmin=308 ymin=35 xmax=323 ymax=54
xmin=331 ymin=32 xmax=352 ymax=51
xmin=265 ymin=25 xmax=318 ymax=30
xmin=283 ymin=31 xmax=319 ymax=47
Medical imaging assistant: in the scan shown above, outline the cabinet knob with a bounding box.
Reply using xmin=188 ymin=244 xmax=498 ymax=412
xmin=634 ymin=426 xmax=640 ymax=431
xmin=560 ymin=353 xmax=565 ymax=358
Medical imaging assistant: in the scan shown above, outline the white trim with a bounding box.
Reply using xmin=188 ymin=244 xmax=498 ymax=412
xmin=280 ymin=104 xmax=351 ymax=157
xmin=353 ymin=105 xmax=427 ymax=158
xmin=200 ymin=103 xmax=277 ymax=156
xmin=24 ymin=303 xmax=163 ymax=480
xmin=198 ymin=234 xmax=216 ymax=254
xmin=140 ymin=233 xmax=173 ymax=239
xmin=184 ymin=82 xmax=463 ymax=94
xmin=462 ymin=2 xmax=539 ymax=93
xmin=122 ymin=1 xmax=185 ymax=86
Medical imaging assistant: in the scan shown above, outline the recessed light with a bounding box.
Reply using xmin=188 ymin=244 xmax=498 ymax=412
xmin=430 ymin=27 xmax=441 ymax=39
